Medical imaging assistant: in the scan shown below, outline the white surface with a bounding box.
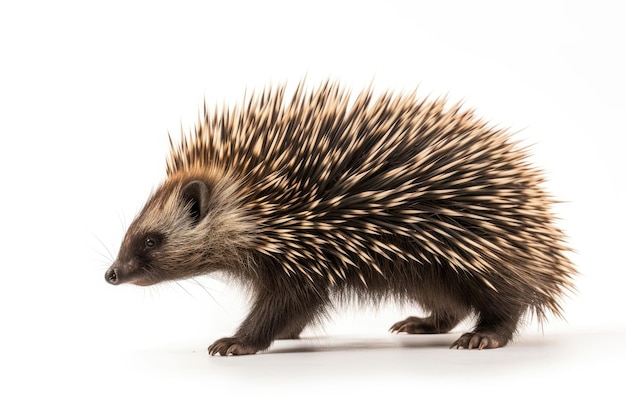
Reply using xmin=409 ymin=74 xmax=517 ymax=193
xmin=1 ymin=1 xmax=624 ymax=416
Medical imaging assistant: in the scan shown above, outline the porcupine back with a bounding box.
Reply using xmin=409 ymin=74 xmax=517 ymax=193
xmin=166 ymin=81 xmax=575 ymax=325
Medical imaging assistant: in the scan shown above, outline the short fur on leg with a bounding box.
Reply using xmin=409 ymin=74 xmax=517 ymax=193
xmin=208 ymin=280 xmax=327 ymax=356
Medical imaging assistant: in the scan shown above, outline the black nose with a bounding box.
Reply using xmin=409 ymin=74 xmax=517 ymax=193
xmin=105 ymin=267 xmax=119 ymax=285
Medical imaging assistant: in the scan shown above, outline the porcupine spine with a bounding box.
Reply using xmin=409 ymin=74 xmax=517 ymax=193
xmin=166 ymin=81 xmax=574 ymax=351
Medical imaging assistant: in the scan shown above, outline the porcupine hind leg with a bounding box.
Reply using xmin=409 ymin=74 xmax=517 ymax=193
xmin=208 ymin=286 xmax=326 ymax=356
xmin=390 ymin=264 xmax=470 ymax=335
xmin=450 ymin=300 xmax=524 ymax=350
xmin=390 ymin=312 xmax=464 ymax=335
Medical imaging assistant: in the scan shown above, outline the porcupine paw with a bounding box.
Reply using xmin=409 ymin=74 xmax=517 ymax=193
xmin=390 ymin=316 xmax=440 ymax=334
xmin=450 ymin=332 xmax=506 ymax=350
xmin=208 ymin=337 xmax=260 ymax=356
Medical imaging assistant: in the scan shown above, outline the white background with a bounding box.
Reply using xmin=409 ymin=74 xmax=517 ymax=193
xmin=1 ymin=0 xmax=624 ymax=415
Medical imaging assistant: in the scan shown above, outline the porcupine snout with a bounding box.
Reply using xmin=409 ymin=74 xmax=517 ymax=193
xmin=105 ymin=266 xmax=119 ymax=285
xmin=104 ymin=259 xmax=140 ymax=285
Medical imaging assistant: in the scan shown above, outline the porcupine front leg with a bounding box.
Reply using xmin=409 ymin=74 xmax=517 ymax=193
xmin=208 ymin=286 xmax=325 ymax=356
xmin=276 ymin=322 xmax=308 ymax=340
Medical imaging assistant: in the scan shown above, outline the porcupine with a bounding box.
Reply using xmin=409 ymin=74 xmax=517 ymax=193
xmin=104 ymin=81 xmax=575 ymax=355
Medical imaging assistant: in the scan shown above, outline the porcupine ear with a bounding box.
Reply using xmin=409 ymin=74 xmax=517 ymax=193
xmin=180 ymin=180 xmax=210 ymax=225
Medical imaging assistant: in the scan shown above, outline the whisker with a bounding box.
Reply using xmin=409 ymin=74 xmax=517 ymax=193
xmin=118 ymin=211 xmax=127 ymax=236
xmin=189 ymin=278 xmax=224 ymax=310
xmin=91 ymin=232 xmax=115 ymax=261
xmin=175 ymin=281 xmax=195 ymax=299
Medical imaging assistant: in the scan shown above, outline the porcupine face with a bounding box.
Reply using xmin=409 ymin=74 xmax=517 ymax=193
xmin=105 ymin=176 xmax=245 ymax=286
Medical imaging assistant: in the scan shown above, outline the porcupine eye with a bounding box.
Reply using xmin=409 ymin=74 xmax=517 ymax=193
xmin=140 ymin=234 xmax=162 ymax=253
xmin=144 ymin=235 xmax=162 ymax=250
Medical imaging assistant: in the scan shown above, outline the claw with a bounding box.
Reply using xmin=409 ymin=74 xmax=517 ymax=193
xmin=389 ymin=316 xmax=428 ymax=334
xmin=450 ymin=331 xmax=506 ymax=350
xmin=208 ymin=337 xmax=260 ymax=356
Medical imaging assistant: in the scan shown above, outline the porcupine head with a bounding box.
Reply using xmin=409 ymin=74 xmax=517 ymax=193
xmin=105 ymin=82 xmax=576 ymax=355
